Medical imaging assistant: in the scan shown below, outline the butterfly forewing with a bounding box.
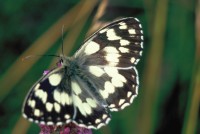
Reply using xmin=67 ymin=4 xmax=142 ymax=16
xmin=22 ymin=17 xmax=143 ymax=129
xmin=22 ymin=67 xmax=75 ymax=125
xmin=75 ymin=17 xmax=143 ymax=67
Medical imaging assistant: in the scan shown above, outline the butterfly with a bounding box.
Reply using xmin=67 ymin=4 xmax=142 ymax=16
xmin=22 ymin=17 xmax=143 ymax=129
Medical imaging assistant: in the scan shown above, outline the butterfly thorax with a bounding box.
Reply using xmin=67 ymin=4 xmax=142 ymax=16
xmin=61 ymin=56 xmax=81 ymax=77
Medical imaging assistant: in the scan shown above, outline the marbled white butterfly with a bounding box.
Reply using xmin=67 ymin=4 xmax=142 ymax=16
xmin=22 ymin=17 xmax=143 ymax=129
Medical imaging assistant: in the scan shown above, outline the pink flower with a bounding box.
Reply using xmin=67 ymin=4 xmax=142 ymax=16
xmin=39 ymin=123 xmax=92 ymax=134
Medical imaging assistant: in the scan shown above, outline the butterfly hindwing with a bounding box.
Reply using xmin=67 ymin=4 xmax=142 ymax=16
xmin=71 ymin=75 xmax=111 ymax=129
xmin=81 ymin=65 xmax=139 ymax=111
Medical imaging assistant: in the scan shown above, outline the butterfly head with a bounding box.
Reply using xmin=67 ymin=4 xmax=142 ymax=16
xmin=57 ymin=55 xmax=73 ymax=67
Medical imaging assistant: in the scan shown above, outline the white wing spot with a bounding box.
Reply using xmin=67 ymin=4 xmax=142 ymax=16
xmin=104 ymin=67 xmax=118 ymax=77
xmin=34 ymin=109 xmax=40 ymax=117
xmin=141 ymin=42 xmax=144 ymax=48
xmin=61 ymin=92 xmax=72 ymax=105
xmin=109 ymin=104 xmax=115 ymax=108
xmin=111 ymin=77 xmax=123 ymax=87
xmin=53 ymin=90 xmax=61 ymax=103
xmin=120 ymin=39 xmax=130 ymax=46
xmin=106 ymin=29 xmax=121 ymax=40
xmin=49 ymin=74 xmax=62 ymax=86
xmin=141 ymin=35 xmax=144 ymax=40
xmin=35 ymin=89 xmax=47 ymax=103
xmin=104 ymin=67 xmax=127 ymax=83
xmin=106 ymin=118 xmax=111 ymax=124
xmin=42 ymin=92 xmax=47 ymax=104
xmin=56 ymin=122 xmax=63 ymax=126
xmin=28 ymin=99 xmax=36 ymax=108
xmin=104 ymin=81 xmax=115 ymax=93
xmin=139 ymin=51 xmax=143 ymax=56
xmin=34 ymin=83 xmax=40 ymax=90
xmin=110 ymin=108 xmax=118 ymax=111
xmin=105 ymin=53 xmax=120 ymax=62
xmin=72 ymin=81 xmax=82 ymax=95
xmin=100 ymin=89 xmax=109 ymax=99
xmin=119 ymin=25 xmax=127 ymax=29
xmin=128 ymin=29 xmax=136 ymax=34
xmin=130 ymin=95 xmax=136 ymax=103
xmin=89 ymin=66 xmax=104 ymax=77
xmin=97 ymin=123 xmax=105 ymax=129
xmin=95 ymin=119 xmax=101 ymax=124
xmin=46 ymin=102 xmax=53 ymax=112
xmin=22 ymin=113 xmax=27 ymax=118
xmin=73 ymin=95 xmax=87 ymax=117
xmin=84 ymin=41 xmax=100 ymax=55
xmin=47 ymin=121 xmax=54 ymax=125
xmin=40 ymin=121 xmax=45 ymax=125
xmin=121 ymin=103 xmax=130 ymax=109
xmin=83 ymin=103 xmax=92 ymax=115
xmin=86 ymin=98 xmax=97 ymax=108
xmin=127 ymin=91 xmax=132 ymax=98
xmin=102 ymin=114 xmax=107 ymax=119
xmin=64 ymin=114 xmax=70 ymax=119
xmin=103 ymin=46 xmax=119 ymax=53
xmin=99 ymin=28 xmax=108 ymax=33
xmin=28 ymin=118 xmax=33 ymax=122
xmin=119 ymin=22 xmax=126 ymax=25
xmin=135 ymin=59 xmax=140 ymax=64
xmin=119 ymin=47 xmax=129 ymax=53
xmin=130 ymin=57 xmax=136 ymax=63
xmin=134 ymin=18 xmax=139 ymax=22
xmin=54 ymin=102 xmax=61 ymax=113
xmin=119 ymin=99 xmax=125 ymax=105
xmin=131 ymin=75 xmax=136 ymax=79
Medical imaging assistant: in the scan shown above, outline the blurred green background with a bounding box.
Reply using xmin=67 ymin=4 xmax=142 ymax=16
xmin=0 ymin=0 xmax=199 ymax=134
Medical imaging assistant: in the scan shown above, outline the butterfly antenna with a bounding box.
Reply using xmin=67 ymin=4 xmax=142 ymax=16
xmin=61 ymin=25 xmax=65 ymax=56
xmin=22 ymin=54 xmax=60 ymax=61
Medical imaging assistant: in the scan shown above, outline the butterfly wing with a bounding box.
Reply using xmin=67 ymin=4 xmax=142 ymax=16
xmin=22 ymin=67 xmax=75 ymax=125
xmin=22 ymin=67 xmax=111 ymax=129
xmin=75 ymin=17 xmax=143 ymax=67
xmin=73 ymin=17 xmax=143 ymax=111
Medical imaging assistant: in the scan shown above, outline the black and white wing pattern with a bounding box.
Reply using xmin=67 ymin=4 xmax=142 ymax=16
xmin=74 ymin=17 xmax=143 ymax=111
xmin=22 ymin=67 xmax=111 ymax=129
xmin=22 ymin=17 xmax=143 ymax=129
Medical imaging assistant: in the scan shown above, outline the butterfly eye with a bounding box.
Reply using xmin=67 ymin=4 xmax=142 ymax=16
xmin=56 ymin=59 xmax=63 ymax=67
xmin=60 ymin=59 xmax=64 ymax=63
